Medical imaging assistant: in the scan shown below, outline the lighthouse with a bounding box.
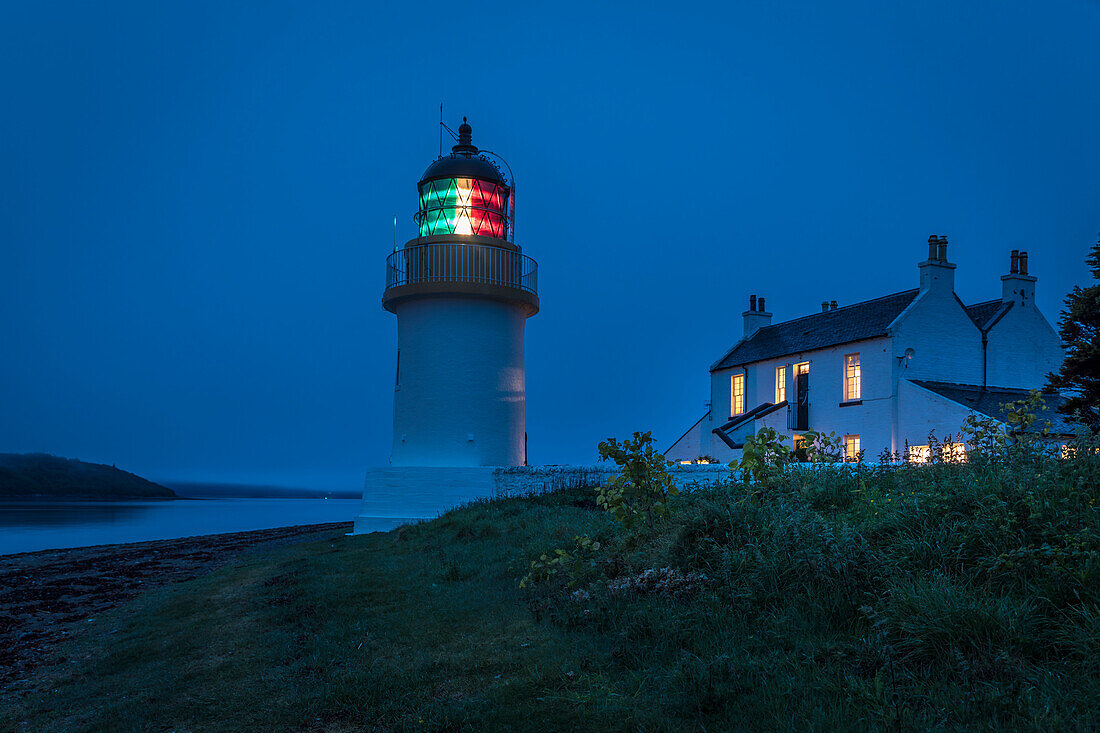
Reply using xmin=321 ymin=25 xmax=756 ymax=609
xmin=383 ymin=119 xmax=538 ymax=468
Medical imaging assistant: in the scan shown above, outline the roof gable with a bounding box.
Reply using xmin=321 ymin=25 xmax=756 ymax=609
xmin=965 ymin=299 xmax=1012 ymax=331
xmin=712 ymin=289 xmax=919 ymax=371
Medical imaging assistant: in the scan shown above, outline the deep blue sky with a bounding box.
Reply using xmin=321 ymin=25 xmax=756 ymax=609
xmin=2 ymin=1 xmax=1098 ymax=489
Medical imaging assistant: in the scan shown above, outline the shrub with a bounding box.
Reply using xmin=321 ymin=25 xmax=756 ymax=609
xmin=519 ymin=534 xmax=601 ymax=588
xmin=596 ymin=431 xmax=679 ymax=533
xmin=734 ymin=426 xmax=791 ymax=492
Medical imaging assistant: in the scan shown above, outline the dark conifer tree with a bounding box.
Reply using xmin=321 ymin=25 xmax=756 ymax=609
xmin=1045 ymin=233 xmax=1100 ymax=427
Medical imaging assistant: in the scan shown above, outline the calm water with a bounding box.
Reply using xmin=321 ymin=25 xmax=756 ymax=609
xmin=0 ymin=498 xmax=415 ymax=556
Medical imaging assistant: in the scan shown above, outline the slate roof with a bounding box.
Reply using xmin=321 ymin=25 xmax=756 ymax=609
xmin=964 ymin=299 xmax=1012 ymax=330
xmin=713 ymin=289 xmax=920 ymax=370
xmin=910 ymin=380 xmax=1079 ymax=435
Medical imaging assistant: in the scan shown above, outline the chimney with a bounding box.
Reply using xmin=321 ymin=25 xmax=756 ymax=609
xmin=1002 ymin=249 xmax=1036 ymax=306
xmin=830 ymin=300 xmax=838 ymax=310
xmin=918 ymin=234 xmax=956 ymax=296
xmin=821 ymin=301 xmax=829 ymax=312
xmin=742 ymin=294 xmax=772 ymax=338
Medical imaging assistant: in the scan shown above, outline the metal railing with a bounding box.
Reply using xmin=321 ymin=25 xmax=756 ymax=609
xmin=385 ymin=243 xmax=538 ymax=295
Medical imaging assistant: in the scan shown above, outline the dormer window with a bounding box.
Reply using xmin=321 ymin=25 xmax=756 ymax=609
xmin=844 ymin=353 xmax=861 ymax=401
xmin=731 ymin=373 xmax=745 ymax=416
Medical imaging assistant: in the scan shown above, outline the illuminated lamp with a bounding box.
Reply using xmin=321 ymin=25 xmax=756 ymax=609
xmin=416 ymin=118 xmax=512 ymax=240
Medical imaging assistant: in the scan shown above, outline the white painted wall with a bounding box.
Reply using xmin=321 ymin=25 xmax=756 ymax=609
xmin=897 ymin=379 xmax=975 ymax=449
xmin=703 ymin=338 xmax=895 ymax=458
xmin=985 ymin=299 xmax=1062 ymax=389
xmin=889 ymin=291 xmax=984 ymax=386
xmin=391 ymin=296 xmax=526 ymax=466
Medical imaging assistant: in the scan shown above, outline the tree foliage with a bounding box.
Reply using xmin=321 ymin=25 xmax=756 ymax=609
xmin=1046 ymin=234 xmax=1100 ymax=427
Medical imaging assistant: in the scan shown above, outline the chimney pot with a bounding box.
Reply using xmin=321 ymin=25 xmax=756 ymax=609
xmin=928 ymin=235 xmax=938 ymax=261
xmin=1010 ymin=250 xmax=1019 ymax=274
xmin=937 ymin=236 xmax=948 ymax=262
xmin=821 ymin=301 xmax=829 ymax=312
xmin=758 ymin=296 xmax=766 ymax=312
xmin=830 ymin=300 xmax=838 ymax=310
xmin=749 ymin=294 xmax=757 ymax=311
xmin=1019 ymin=251 xmax=1028 ymax=275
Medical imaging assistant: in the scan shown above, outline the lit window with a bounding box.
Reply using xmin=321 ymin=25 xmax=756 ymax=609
xmin=793 ymin=434 xmax=806 ymax=459
xmin=843 ymin=435 xmax=860 ymax=461
xmin=908 ymin=443 xmax=966 ymax=464
xmin=844 ymin=353 xmax=861 ymax=401
xmin=775 ymin=366 xmax=786 ymax=404
xmin=731 ymin=374 xmax=745 ymax=416
xmin=796 ymin=362 xmax=809 ymax=376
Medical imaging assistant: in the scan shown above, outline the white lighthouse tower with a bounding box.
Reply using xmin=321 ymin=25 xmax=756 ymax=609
xmin=353 ymin=119 xmax=538 ymax=531
xmin=386 ymin=118 xmax=538 ymax=466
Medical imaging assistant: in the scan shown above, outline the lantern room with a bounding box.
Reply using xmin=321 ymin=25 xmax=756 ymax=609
xmin=415 ymin=118 xmax=512 ymax=241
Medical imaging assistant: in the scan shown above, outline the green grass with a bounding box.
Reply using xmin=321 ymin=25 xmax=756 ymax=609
xmin=5 ymin=450 xmax=1100 ymax=731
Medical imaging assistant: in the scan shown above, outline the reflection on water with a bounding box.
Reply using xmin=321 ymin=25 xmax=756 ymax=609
xmin=0 ymin=499 xmax=409 ymax=556
xmin=0 ymin=502 xmax=152 ymax=528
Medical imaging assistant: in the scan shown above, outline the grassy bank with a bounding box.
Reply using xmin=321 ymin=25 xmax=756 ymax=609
xmin=5 ymin=451 xmax=1099 ymax=730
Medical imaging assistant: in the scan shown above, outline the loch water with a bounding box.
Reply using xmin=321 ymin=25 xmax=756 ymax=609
xmin=0 ymin=492 xmax=416 ymax=556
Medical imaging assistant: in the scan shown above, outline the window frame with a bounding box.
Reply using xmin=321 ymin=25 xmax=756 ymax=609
xmin=843 ymin=434 xmax=860 ymax=462
xmin=730 ymin=373 xmax=745 ymax=416
xmin=775 ymin=365 xmax=786 ymax=404
xmin=843 ymin=353 xmax=861 ymax=402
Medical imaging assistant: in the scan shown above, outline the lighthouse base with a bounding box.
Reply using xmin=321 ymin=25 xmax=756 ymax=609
xmin=352 ymin=466 xmax=496 ymax=534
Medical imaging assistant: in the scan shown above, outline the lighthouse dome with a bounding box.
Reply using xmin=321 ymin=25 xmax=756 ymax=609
xmin=416 ymin=118 xmax=511 ymax=240
xmin=419 ymin=153 xmax=505 ymax=184
xmin=419 ymin=118 xmax=506 ymax=184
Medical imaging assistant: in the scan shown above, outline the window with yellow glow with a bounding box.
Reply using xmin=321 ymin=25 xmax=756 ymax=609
xmin=908 ymin=443 xmax=966 ymax=463
xmin=843 ymin=435 xmax=860 ymax=461
xmin=844 ymin=353 xmax=861 ymax=401
xmin=731 ymin=374 xmax=745 ymax=416
xmin=795 ymin=362 xmax=809 ymax=375
xmin=775 ymin=366 xmax=786 ymax=404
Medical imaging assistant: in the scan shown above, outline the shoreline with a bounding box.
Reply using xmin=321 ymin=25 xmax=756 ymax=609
xmin=0 ymin=521 xmax=352 ymax=689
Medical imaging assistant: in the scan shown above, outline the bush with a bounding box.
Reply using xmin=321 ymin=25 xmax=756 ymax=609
xmin=596 ymin=431 xmax=679 ymax=533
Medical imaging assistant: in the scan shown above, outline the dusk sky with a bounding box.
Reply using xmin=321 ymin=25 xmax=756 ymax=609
xmin=2 ymin=1 xmax=1098 ymax=490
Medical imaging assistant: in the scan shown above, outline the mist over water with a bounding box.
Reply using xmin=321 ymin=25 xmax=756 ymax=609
xmin=0 ymin=480 xmax=426 ymax=555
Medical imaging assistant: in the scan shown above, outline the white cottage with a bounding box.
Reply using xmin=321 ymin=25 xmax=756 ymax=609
xmin=666 ymin=237 xmax=1071 ymax=462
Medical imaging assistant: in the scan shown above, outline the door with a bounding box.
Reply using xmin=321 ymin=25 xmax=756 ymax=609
xmin=794 ymin=366 xmax=809 ymax=430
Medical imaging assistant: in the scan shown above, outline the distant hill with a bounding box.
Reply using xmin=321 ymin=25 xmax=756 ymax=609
xmin=0 ymin=454 xmax=178 ymax=500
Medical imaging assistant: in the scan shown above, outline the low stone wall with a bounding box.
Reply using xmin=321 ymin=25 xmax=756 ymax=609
xmin=491 ymin=463 xmax=732 ymax=498
xmin=352 ymin=463 xmax=734 ymax=534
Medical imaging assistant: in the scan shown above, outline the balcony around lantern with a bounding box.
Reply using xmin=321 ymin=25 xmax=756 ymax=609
xmin=382 ymin=236 xmax=539 ymax=315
